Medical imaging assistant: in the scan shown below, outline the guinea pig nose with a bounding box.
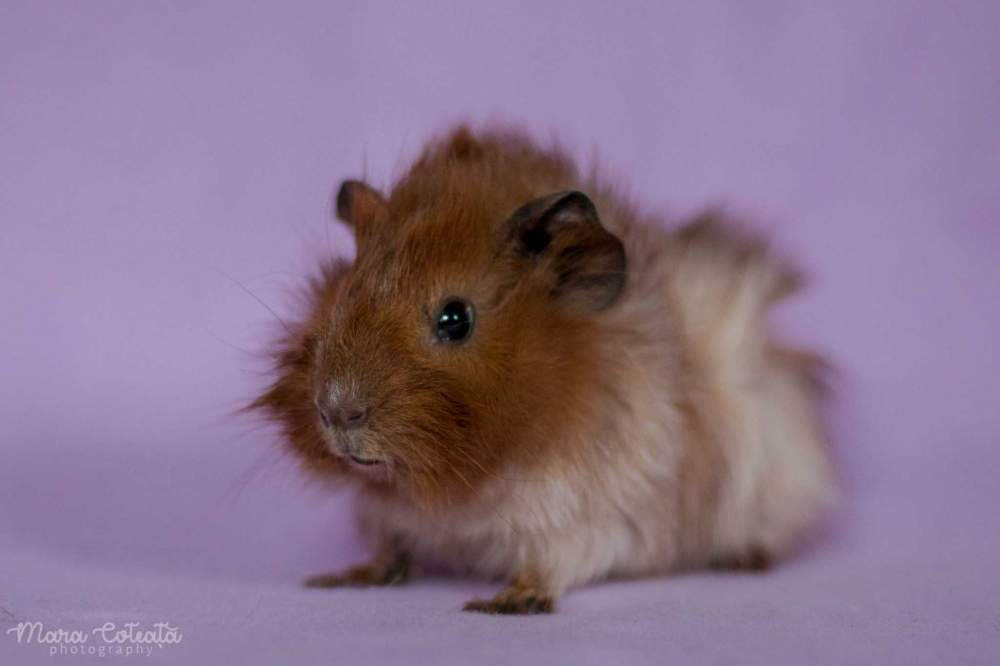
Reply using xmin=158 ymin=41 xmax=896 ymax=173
xmin=331 ymin=399 xmax=368 ymax=430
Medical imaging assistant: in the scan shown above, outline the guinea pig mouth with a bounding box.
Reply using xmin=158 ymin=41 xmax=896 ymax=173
xmin=349 ymin=455 xmax=382 ymax=466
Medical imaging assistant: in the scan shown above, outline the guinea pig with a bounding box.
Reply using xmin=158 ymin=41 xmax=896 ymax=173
xmin=251 ymin=125 xmax=836 ymax=614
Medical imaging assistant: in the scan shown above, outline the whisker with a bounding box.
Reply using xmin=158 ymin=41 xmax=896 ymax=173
xmin=216 ymin=268 xmax=294 ymax=337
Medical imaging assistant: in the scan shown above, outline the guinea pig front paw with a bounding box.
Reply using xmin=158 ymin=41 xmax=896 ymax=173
xmin=304 ymin=556 xmax=410 ymax=588
xmin=463 ymin=582 xmax=555 ymax=615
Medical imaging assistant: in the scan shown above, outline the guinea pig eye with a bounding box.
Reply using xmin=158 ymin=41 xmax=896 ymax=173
xmin=435 ymin=299 xmax=475 ymax=344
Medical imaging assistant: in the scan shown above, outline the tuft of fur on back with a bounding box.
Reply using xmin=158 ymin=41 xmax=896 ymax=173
xmin=663 ymin=212 xmax=836 ymax=561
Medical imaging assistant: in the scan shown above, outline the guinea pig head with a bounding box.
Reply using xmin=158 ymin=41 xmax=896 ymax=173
xmin=256 ymin=177 xmax=626 ymax=509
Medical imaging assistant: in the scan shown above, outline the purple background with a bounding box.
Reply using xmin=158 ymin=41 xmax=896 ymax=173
xmin=2 ymin=1 xmax=998 ymax=664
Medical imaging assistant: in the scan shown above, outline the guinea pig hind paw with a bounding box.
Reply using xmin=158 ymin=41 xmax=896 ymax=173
xmin=708 ymin=546 xmax=774 ymax=573
xmin=462 ymin=589 xmax=555 ymax=615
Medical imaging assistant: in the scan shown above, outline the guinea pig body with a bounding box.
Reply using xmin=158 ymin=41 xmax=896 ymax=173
xmin=254 ymin=126 xmax=836 ymax=614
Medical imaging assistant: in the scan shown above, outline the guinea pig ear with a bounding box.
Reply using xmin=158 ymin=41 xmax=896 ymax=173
xmin=503 ymin=191 xmax=626 ymax=312
xmin=335 ymin=180 xmax=387 ymax=243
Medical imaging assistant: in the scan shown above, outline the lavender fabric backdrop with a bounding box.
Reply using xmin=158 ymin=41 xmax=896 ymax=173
xmin=2 ymin=1 xmax=998 ymax=664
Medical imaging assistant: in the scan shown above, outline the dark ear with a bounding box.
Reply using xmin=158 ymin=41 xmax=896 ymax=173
xmin=335 ymin=179 xmax=386 ymax=229
xmin=503 ymin=191 xmax=626 ymax=312
xmin=335 ymin=180 xmax=387 ymax=253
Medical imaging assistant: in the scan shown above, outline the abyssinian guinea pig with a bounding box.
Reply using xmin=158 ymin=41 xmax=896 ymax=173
xmin=252 ymin=125 xmax=836 ymax=614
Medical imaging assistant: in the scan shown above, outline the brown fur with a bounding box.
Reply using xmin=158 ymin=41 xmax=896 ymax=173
xmin=251 ymin=125 xmax=836 ymax=614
